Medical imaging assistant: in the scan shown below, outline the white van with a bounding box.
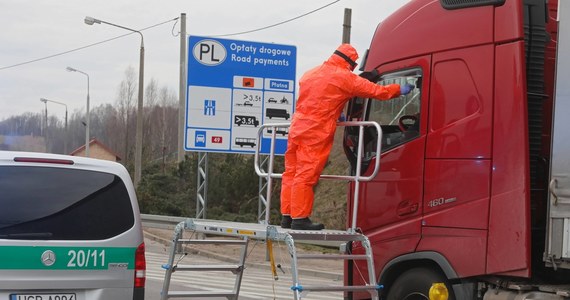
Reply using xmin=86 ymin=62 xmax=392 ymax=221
xmin=0 ymin=151 xmax=145 ymax=300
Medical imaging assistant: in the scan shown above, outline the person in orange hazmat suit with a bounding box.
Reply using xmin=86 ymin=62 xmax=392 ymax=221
xmin=280 ymin=44 xmax=415 ymax=230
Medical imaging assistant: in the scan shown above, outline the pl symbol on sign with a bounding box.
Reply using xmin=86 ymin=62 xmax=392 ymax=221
xmin=193 ymin=39 xmax=226 ymax=66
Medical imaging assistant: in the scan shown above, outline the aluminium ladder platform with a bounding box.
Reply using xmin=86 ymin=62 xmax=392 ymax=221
xmin=161 ymin=121 xmax=384 ymax=299
xmin=160 ymin=218 xmax=380 ymax=300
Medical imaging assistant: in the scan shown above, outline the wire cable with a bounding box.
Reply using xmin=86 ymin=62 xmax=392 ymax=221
xmin=0 ymin=17 xmax=179 ymax=71
xmin=1 ymin=0 xmax=340 ymax=71
xmin=208 ymin=0 xmax=341 ymax=37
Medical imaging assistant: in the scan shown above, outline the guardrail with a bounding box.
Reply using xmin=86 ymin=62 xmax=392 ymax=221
xmin=141 ymin=214 xmax=186 ymax=230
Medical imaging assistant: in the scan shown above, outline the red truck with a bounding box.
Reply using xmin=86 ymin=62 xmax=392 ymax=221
xmin=343 ymin=0 xmax=570 ymax=299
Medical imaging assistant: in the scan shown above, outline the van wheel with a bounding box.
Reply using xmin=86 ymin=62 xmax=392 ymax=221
xmin=386 ymin=268 xmax=454 ymax=300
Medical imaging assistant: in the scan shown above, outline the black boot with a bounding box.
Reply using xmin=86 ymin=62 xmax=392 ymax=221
xmin=291 ymin=218 xmax=325 ymax=230
xmin=281 ymin=215 xmax=292 ymax=228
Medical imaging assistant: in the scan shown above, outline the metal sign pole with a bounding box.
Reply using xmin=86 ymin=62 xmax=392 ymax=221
xmin=196 ymin=152 xmax=208 ymax=219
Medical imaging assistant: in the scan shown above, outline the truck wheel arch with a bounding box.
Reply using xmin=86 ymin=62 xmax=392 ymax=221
xmin=378 ymin=251 xmax=473 ymax=299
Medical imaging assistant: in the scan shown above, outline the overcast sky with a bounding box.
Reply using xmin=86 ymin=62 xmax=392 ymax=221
xmin=0 ymin=0 xmax=408 ymax=121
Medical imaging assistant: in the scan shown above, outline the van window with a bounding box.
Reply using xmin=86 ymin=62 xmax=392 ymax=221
xmin=0 ymin=166 xmax=135 ymax=240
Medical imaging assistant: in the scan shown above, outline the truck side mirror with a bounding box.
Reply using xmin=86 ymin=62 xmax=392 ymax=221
xmin=359 ymin=69 xmax=380 ymax=82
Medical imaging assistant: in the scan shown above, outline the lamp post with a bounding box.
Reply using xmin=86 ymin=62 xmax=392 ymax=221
xmin=40 ymin=98 xmax=68 ymax=154
xmin=85 ymin=16 xmax=144 ymax=186
xmin=66 ymin=66 xmax=90 ymax=157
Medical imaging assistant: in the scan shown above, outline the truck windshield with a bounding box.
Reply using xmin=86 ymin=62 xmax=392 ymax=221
xmin=0 ymin=166 xmax=135 ymax=240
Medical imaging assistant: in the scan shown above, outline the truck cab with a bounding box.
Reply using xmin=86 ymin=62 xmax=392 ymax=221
xmin=343 ymin=0 xmax=570 ymax=299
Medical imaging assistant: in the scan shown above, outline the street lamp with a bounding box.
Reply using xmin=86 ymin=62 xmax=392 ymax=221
xmin=40 ymin=98 xmax=68 ymax=154
xmin=66 ymin=66 xmax=90 ymax=157
xmin=85 ymin=16 xmax=144 ymax=187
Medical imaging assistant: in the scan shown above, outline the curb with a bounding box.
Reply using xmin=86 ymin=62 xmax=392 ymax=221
xmin=144 ymin=230 xmax=342 ymax=281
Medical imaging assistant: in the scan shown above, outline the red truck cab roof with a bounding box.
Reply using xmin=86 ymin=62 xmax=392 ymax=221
xmin=365 ymin=0 xmax=524 ymax=70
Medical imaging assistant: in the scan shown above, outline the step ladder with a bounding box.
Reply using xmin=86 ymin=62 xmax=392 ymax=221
xmin=160 ymin=121 xmax=384 ymax=298
xmin=160 ymin=219 xmax=381 ymax=300
xmin=160 ymin=221 xmax=249 ymax=300
xmin=267 ymin=226 xmax=381 ymax=299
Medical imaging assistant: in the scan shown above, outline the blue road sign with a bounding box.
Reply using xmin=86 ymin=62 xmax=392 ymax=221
xmin=195 ymin=131 xmax=206 ymax=147
xmin=204 ymin=99 xmax=216 ymax=116
xmin=184 ymin=36 xmax=296 ymax=154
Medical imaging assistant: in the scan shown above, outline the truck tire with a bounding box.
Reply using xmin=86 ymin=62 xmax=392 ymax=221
xmin=386 ymin=267 xmax=455 ymax=300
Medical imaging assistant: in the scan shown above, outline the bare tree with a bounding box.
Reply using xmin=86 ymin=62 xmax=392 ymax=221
xmin=115 ymin=66 xmax=137 ymax=163
xmin=143 ymin=78 xmax=159 ymax=163
xmin=0 ymin=65 xmax=181 ymax=169
xmin=158 ymin=86 xmax=177 ymax=170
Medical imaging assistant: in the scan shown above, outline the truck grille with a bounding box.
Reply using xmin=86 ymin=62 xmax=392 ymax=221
xmin=524 ymin=0 xmax=549 ymax=189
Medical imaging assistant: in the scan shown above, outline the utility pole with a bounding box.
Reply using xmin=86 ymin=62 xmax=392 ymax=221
xmin=342 ymin=8 xmax=352 ymax=123
xmin=135 ymin=38 xmax=145 ymax=187
xmin=343 ymin=8 xmax=352 ymax=44
xmin=178 ymin=13 xmax=187 ymax=163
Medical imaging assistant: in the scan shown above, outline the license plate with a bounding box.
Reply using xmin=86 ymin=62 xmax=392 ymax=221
xmin=10 ymin=293 xmax=76 ymax=300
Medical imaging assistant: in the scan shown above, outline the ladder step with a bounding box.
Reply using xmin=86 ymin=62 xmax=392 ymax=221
xmin=293 ymin=285 xmax=380 ymax=293
xmin=287 ymin=231 xmax=366 ymax=242
xmin=174 ymin=264 xmax=242 ymax=272
xmin=167 ymin=290 xmax=236 ymax=298
xmin=297 ymin=254 xmax=368 ymax=260
xmin=177 ymin=239 xmax=247 ymax=245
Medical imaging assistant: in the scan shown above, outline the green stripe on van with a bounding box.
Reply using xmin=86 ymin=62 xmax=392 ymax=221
xmin=0 ymin=246 xmax=136 ymax=270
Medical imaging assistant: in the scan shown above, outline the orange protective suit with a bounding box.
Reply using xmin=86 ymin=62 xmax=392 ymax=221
xmin=280 ymin=44 xmax=401 ymax=219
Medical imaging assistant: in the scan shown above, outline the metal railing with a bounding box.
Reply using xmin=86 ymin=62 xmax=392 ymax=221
xmin=141 ymin=213 xmax=186 ymax=229
xmin=254 ymin=121 xmax=383 ymax=232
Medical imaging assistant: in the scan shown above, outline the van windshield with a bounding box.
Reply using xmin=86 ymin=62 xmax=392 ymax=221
xmin=0 ymin=166 xmax=135 ymax=240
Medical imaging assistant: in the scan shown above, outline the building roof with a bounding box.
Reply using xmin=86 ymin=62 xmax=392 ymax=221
xmin=69 ymin=138 xmax=122 ymax=161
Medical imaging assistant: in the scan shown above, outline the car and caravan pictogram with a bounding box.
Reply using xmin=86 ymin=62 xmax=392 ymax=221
xmin=235 ymin=100 xmax=254 ymax=107
xmin=237 ymin=93 xmax=260 ymax=107
xmin=267 ymin=96 xmax=289 ymax=104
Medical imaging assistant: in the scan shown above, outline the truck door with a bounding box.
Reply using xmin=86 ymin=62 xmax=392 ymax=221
xmin=546 ymin=0 xmax=570 ymax=269
xmin=344 ymin=56 xmax=430 ymax=267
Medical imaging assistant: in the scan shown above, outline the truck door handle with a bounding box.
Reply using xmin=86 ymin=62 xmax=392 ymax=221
xmin=397 ymin=201 xmax=418 ymax=216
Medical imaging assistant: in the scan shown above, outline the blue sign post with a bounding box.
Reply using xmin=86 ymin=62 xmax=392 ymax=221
xmin=184 ymin=36 xmax=296 ymax=154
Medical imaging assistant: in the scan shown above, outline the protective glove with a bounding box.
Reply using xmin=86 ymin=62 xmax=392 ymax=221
xmin=400 ymin=84 xmax=415 ymax=96
xmin=337 ymin=112 xmax=346 ymax=122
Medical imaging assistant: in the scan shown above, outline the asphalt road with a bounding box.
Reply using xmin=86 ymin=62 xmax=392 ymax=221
xmin=144 ymin=236 xmax=344 ymax=299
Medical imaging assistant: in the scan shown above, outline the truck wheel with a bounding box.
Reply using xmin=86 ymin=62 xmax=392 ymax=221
xmin=386 ymin=267 xmax=454 ymax=300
